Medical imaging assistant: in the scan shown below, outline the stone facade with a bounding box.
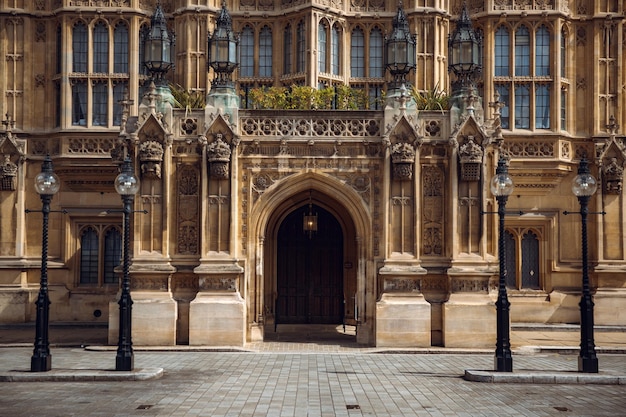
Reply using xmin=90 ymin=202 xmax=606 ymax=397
xmin=0 ymin=0 xmax=625 ymax=348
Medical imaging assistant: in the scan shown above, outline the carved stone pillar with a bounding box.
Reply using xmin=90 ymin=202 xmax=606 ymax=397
xmin=442 ymin=273 xmax=496 ymax=348
xmin=375 ymin=273 xmax=431 ymax=347
xmin=189 ymin=265 xmax=245 ymax=346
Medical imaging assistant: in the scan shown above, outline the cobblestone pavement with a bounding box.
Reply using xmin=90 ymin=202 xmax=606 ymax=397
xmin=1 ymin=347 xmax=625 ymax=417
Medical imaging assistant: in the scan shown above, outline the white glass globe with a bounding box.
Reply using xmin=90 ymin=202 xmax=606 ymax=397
xmin=490 ymin=173 xmax=514 ymax=197
xmin=34 ymin=171 xmax=60 ymax=195
xmin=572 ymin=173 xmax=597 ymax=197
xmin=114 ymin=161 xmax=140 ymax=196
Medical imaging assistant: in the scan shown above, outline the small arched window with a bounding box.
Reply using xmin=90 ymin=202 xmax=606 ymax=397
xmin=72 ymin=22 xmax=88 ymax=73
xmin=284 ymin=24 xmax=292 ymax=74
xmin=369 ymin=28 xmax=384 ymax=78
xmin=351 ymin=27 xmax=364 ymax=77
xmin=259 ymin=26 xmax=272 ymax=78
xmin=318 ymin=22 xmax=327 ymax=73
xmin=114 ymin=22 xmax=129 ymax=73
xmin=240 ymin=26 xmax=254 ymax=78
xmin=80 ymin=227 xmax=99 ymax=284
xmin=331 ymin=24 xmax=340 ymax=75
xmin=93 ymin=21 xmax=109 ymax=73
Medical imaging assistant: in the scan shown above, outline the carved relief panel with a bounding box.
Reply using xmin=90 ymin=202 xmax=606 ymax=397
xmin=176 ymin=164 xmax=200 ymax=255
xmin=421 ymin=165 xmax=445 ymax=257
xmin=205 ymin=132 xmax=234 ymax=253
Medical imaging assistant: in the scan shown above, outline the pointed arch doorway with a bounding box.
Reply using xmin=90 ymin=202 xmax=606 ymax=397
xmin=275 ymin=203 xmax=345 ymax=325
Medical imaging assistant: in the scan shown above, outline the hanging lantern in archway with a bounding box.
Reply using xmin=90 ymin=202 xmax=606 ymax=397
xmin=303 ymin=191 xmax=318 ymax=238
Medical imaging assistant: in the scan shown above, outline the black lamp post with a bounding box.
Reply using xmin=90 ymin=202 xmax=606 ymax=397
xmin=114 ymin=157 xmax=140 ymax=371
xmin=385 ymin=2 xmax=416 ymax=91
xmin=570 ymin=158 xmax=599 ymax=373
xmin=490 ymin=157 xmax=514 ymax=372
xmin=208 ymin=0 xmax=240 ymax=88
xmin=31 ymin=155 xmax=60 ymax=372
xmin=142 ymin=1 xmax=174 ymax=84
xmin=448 ymin=2 xmax=482 ymax=89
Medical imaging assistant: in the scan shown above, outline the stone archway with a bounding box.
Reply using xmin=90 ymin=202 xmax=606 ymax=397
xmin=246 ymin=172 xmax=374 ymax=345
xmin=275 ymin=202 xmax=345 ymax=325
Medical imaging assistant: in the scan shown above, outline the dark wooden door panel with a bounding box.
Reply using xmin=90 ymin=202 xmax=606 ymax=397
xmin=276 ymin=204 xmax=343 ymax=324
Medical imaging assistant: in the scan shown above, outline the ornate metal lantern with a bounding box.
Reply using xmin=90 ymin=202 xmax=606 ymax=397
xmin=448 ymin=3 xmax=482 ymax=86
xmin=208 ymin=1 xmax=240 ymax=87
xmin=142 ymin=2 xmax=174 ymax=82
xmin=385 ymin=2 xmax=416 ymax=86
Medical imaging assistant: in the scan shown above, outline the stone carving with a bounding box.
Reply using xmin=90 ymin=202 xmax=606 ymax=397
xmin=241 ymin=116 xmax=381 ymax=138
xmin=207 ymin=134 xmax=232 ymax=179
xmin=451 ymin=278 xmax=489 ymax=293
xmin=459 ymin=136 xmax=483 ymax=181
xmin=603 ymin=157 xmax=623 ymax=194
xmin=68 ymin=137 xmax=116 ymax=154
xmin=139 ymin=140 xmax=164 ymax=179
xmin=391 ymin=142 xmax=415 ymax=181
xmin=0 ymin=154 xmax=18 ymax=191
xmin=504 ymin=140 xmax=554 ymax=157
xmin=130 ymin=276 xmax=168 ymax=291
xmin=177 ymin=165 xmax=199 ymax=255
xmin=383 ymin=277 xmax=421 ymax=293
xmin=199 ymin=276 xmax=238 ymax=292
xmin=422 ymin=165 xmax=444 ymax=256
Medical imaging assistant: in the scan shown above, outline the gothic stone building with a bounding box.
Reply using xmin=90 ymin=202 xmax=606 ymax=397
xmin=0 ymin=0 xmax=625 ymax=348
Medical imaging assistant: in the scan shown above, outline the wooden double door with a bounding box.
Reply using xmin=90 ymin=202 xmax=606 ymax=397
xmin=276 ymin=204 xmax=344 ymax=324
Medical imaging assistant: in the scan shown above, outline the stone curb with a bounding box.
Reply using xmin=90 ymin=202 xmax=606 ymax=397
xmin=0 ymin=367 xmax=163 ymax=382
xmin=464 ymin=369 xmax=626 ymax=385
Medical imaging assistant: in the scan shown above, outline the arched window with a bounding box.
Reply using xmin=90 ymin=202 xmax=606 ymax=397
xmin=103 ymin=227 xmax=122 ymax=284
xmin=72 ymin=80 xmax=87 ymax=126
xmin=331 ymin=24 xmax=340 ymax=75
xmin=535 ymin=25 xmax=550 ymax=76
xmin=505 ymin=231 xmax=516 ymax=288
xmin=521 ymin=231 xmax=540 ymax=289
xmin=369 ymin=28 xmax=383 ymax=78
xmin=515 ymin=26 xmax=530 ymax=76
xmin=72 ymin=22 xmax=88 ymax=73
xmin=92 ymin=81 xmax=108 ymax=126
xmin=318 ymin=22 xmax=327 ymax=73
xmin=284 ymin=24 xmax=292 ymax=74
xmin=259 ymin=26 xmax=272 ymax=78
xmin=495 ymin=84 xmax=510 ymax=129
xmin=494 ymin=26 xmax=509 ymax=76
xmin=80 ymin=227 xmax=99 ymax=284
xmin=560 ymin=28 xmax=566 ymax=78
xmin=495 ymin=24 xmax=554 ymax=131
xmin=113 ymin=22 xmax=129 ymax=73
xmin=505 ymin=227 xmax=543 ymax=290
xmin=240 ymin=26 xmax=254 ymax=78
xmin=78 ymin=222 xmax=122 ymax=286
xmin=70 ymin=20 xmax=130 ymax=128
xmin=113 ymin=82 xmax=126 ymax=126
xmin=514 ymin=85 xmax=530 ymax=129
xmin=297 ymin=21 xmax=306 ymax=73
xmin=93 ymin=21 xmax=109 ymax=73
xmin=535 ymin=84 xmax=550 ymax=129
xmin=351 ymin=27 xmax=365 ymax=77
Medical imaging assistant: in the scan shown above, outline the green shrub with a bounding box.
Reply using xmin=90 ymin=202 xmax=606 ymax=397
xmin=170 ymin=84 xmax=206 ymax=109
xmin=411 ymin=84 xmax=450 ymax=111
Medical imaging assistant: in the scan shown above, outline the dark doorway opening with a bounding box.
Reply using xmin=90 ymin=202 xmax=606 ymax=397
xmin=276 ymin=204 xmax=344 ymax=325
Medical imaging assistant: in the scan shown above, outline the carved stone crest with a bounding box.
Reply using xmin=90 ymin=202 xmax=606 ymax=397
xmin=391 ymin=142 xmax=415 ymax=181
xmin=0 ymin=154 xmax=17 ymax=191
xmin=603 ymin=157 xmax=623 ymax=195
xmin=139 ymin=140 xmax=164 ymax=179
xmin=459 ymin=136 xmax=483 ymax=181
xmin=207 ymin=133 xmax=232 ymax=179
